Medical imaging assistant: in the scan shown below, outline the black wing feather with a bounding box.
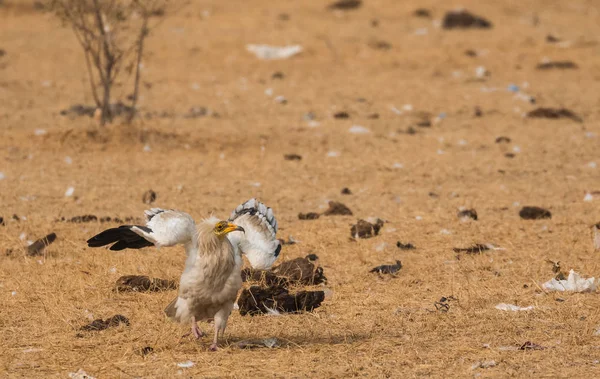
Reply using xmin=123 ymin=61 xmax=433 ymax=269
xmin=87 ymin=225 xmax=154 ymax=250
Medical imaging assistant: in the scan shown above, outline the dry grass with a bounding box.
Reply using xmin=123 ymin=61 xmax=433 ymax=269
xmin=2 ymin=0 xmax=600 ymax=377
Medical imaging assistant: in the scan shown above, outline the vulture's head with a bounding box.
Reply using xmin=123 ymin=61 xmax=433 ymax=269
xmin=213 ymin=221 xmax=245 ymax=238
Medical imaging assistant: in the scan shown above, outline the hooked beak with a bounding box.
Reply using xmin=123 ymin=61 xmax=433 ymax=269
xmin=224 ymin=223 xmax=245 ymax=234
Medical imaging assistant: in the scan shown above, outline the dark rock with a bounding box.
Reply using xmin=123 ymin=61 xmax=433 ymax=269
xmin=142 ymin=189 xmax=157 ymax=205
xmin=396 ymin=241 xmax=416 ymax=250
xmin=333 ymin=111 xmax=350 ymax=119
xmin=526 ymin=107 xmax=582 ymax=123
xmin=495 ymin=136 xmax=511 ymax=143
xmin=452 ymin=244 xmax=490 ymax=254
xmin=80 ymin=314 xmax=130 ymax=331
xmin=442 ymin=10 xmax=492 ymax=29
xmin=368 ymin=40 xmax=392 ymax=50
xmin=272 ymin=71 xmax=285 ymax=79
xmin=284 ymin=154 xmax=302 ymax=161
xmin=370 ymin=260 xmax=402 ymax=274
xmin=519 ymin=206 xmax=551 ymax=220
xmin=238 ymin=286 xmax=325 ymax=316
xmin=115 ymin=275 xmax=177 ymax=292
xmin=536 ymin=61 xmax=578 ymax=70
xmin=413 ymin=8 xmax=431 ymax=18
xmin=327 ymin=0 xmax=361 ymax=10
xmin=341 ymin=187 xmax=352 ymax=195
xmin=27 ymin=233 xmax=57 ymax=256
xmin=323 ymin=201 xmax=353 ymax=216
xmin=351 ymin=219 xmax=384 ymax=239
xmin=298 ymin=212 xmax=320 ymax=220
xmin=457 ymin=209 xmax=478 ymax=220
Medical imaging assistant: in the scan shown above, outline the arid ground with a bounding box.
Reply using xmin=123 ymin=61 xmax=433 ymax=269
xmin=1 ymin=0 xmax=600 ymax=377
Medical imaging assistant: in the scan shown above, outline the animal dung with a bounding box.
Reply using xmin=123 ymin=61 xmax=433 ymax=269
xmin=142 ymin=189 xmax=157 ymax=204
xmin=370 ymin=260 xmax=402 ymax=274
xmin=272 ymin=256 xmax=327 ymax=285
xmin=536 ymin=61 xmax=578 ymax=70
xmin=0 ymin=216 xmax=4 ymax=226
xmin=238 ymin=285 xmax=325 ymax=316
xmin=452 ymin=244 xmax=490 ymax=254
xmin=323 ymin=201 xmax=353 ymax=216
xmin=67 ymin=215 xmax=98 ymax=223
xmin=284 ymin=154 xmax=302 ymax=161
xmin=27 ymin=232 xmax=57 ymax=256
xmin=298 ymin=212 xmax=320 ymax=220
xmin=80 ymin=314 xmax=130 ymax=331
xmin=396 ymin=241 xmax=416 ymax=250
xmin=327 ymin=0 xmax=361 ymax=10
xmin=341 ymin=187 xmax=352 ymax=195
xmin=495 ymin=136 xmax=511 ymax=144
xmin=457 ymin=208 xmax=478 ymax=221
xmin=519 ymin=206 xmax=552 ymax=220
xmin=413 ymin=8 xmax=431 ymax=18
xmin=243 ymin=255 xmax=326 ymax=287
xmin=115 ymin=275 xmax=177 ymax=292
xmin=333 ymin=111 xmax=350 ymax=119
xmin=351 ymin=219 xmax=384 ymax=239
xmin=442 ymin=10 xmax=492 ymax=29
xmin=526 ymin=107 xmax=582 ymax=123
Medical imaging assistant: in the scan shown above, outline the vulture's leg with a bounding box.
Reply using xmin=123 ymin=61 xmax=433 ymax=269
xmin=191 ymin=316 xmax=204 ymax=339
xmin=209 ymin=309 xmax=229 ymax=351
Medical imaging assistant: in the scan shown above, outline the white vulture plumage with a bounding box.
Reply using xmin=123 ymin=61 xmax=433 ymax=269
xmin=86 ymin=198 xmax=281 ymax=350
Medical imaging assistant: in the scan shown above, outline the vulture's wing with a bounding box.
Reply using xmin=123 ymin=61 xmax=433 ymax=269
xmin=227 ymin=198 xmax=281 ymax=269
xmin=86 ymin=208 xmax=196 ymax=251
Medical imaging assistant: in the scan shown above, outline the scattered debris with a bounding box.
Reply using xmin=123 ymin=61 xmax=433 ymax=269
xmin=348 ymin=125 xmax=370 ymax=134
xmin=140 ymin=346 xmax=154 ymax=356
xmin=241 ymin=268 xmax=289 ymax=287
xmin=396 ymin=241 xmax=416 ymax=250
xmin=520 ymin=341 xmax=545 ymax=350
xmin=115 ymin=275 xmax=177 ymax=292
xmin=68 ymin=215 xmax=98 ymax=223
xmin=80 ymin=314 xmax=130 ymax=331
xmin=351 ymin=219 xmax=384 ymax=239
xmin=434 ymin=296 xmax=457 ymax=312
xmin=546 ymin=259 xmax=567 ymax=280
xmin=327 ymin=0 xmax=361 ymax=10
xmin=177 ymin=361 xmax=194 ymax=368
xmin=238 ymin=337 xmax=281 ymax=349
xmin=274 ymin=95 xmax=287 ymax=104
xmin=495 ymin=136 xmax=511 ymax=143
xmin=27 ymin=233 xmax=57 ymax=256
xmin=546 ymin=34 xmax=560 ymax=43
xmin=542 ymin=269 xmax=597 ymax=292
xmin=453 ymin=244 xmax=490 ymax=254
xmin=142 ymin=189 xmax=156 ymax=204
xmin=370 ymin=260 xmax=402 ymax=275
xmin=238 ymin=285 xmax=325 ymax=316
xmin=526 ymin=108 xmax=582 ymax=123
xmin=457 ymin=208 xmax=478 ymax=221
xmin=341 ymin=187 xmax=352 ymax=195
xmin=298 ymin=212 xmax=320 ymax=220
xmin=323 ymin=201 xmax=353 ymax=216
xmin=536 ymin=61 xmax=578 ymax=70
xmin=474 ymin=106 xmax=483 ymax=117
xmin=271 ymin=71 xmax=285 ymax=79
xmin=413 ymin=8 xmax=431 ymax=18
xmin=68 ymin=369 xmax=96 ymax=379
xmin=246 ymin=44 xmax=302 ymax=60
xmin=284 ymin=154 xmax=302 ymax=161
xmin=471 ymin=360 xmax=497 ymax=370
xmin=495 ymin=303 xmax=534 ymax=311
xmin=442 ymin=10 xmax=492 ymax=29
xmin=519 ymin=206 xmax=551 ymax=220
xmin=333 ymin=111 xmax=350 ymax=119
xmin=65 ymin=187 xmax=75 ymax=197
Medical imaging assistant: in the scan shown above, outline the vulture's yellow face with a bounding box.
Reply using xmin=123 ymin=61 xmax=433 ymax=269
xmin=213 ymin=221 xmax=245 ymax=237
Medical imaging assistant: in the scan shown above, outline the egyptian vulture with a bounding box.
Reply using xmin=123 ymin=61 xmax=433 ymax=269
xmin=86 ymin=199 xmax=280 ymax=350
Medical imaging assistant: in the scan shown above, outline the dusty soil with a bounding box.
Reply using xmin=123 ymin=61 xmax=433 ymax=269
xmin=1 ymin=0 xmax=600 ymax=377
